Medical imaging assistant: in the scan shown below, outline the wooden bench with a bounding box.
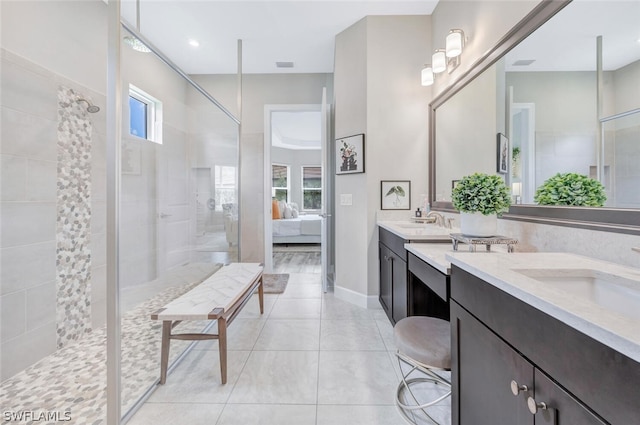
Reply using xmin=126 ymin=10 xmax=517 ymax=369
xmin=151 ymin=262 xmax=264 ymax=384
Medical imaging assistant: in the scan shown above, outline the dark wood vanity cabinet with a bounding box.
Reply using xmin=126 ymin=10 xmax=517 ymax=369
xmin=451 ymin=265 xmax=640 ymax=425
xmin=408 ymin=253 xmax=449 ymax=320
xmin=379 ymin=227 xmax=450 ymax=325
xmin=379 ymin=228 xmax=408 ymax=324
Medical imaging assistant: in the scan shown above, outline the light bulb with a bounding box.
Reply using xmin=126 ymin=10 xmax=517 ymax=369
xmin=432 ymin=50 xmax=446 ymax=73
xmin=421 ymin=66 xmax=434 ymax=86
xmin=446 ymin=30 xmax=464 ymax=58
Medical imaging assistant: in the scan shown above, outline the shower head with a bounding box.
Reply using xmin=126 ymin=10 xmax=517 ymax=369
xmin=77 ymin=98 xmax=100 ymax=113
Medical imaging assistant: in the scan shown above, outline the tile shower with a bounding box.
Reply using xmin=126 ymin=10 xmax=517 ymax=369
xmin=1 ymin=49 xmax=106 ymax=379
xmin=0 ymin=2 xmax=240 ymax=421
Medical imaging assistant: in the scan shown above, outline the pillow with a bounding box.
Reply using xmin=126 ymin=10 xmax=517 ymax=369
xmin=283 ymin=205 xmax=293 ymax=219
xmin=292 ymin=208 xmax=299 ymax=218
xmin=272 ymin=199 xmax=280 ymax=220
xmin=289 ymin=202 xmax=299 ymax=211
xmin=278 ymin=201 xmax=286 ymax=218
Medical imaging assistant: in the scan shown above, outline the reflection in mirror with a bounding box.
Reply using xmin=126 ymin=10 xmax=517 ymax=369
xmin=504 ymin=0 xmax=640 ymax=208
xmin=435 ymin=63 xmax=502 ymax=202
xmin=432 ymin=0 xmax=640 ymax=217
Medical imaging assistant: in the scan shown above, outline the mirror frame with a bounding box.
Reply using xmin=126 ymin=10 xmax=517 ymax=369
xmin=428 ymin=0 xmax=640 ymax=236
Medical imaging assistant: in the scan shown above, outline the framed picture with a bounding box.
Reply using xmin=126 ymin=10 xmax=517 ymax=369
xmin=452 ymin=179 xmax=460 ymax=189
xmin=381 ymin=180 xmax=411 ymax=210
xmin=336 ymin=133 xmax=365 ymax=174
xmin=497 ymin=133 xmax=509 ymax=174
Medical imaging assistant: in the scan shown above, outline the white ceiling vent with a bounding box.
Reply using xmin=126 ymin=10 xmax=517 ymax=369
xmin=512 ymin=59 xmax=536 ymax=67
xmin=276 ymin=61 xmax=294 ymax=68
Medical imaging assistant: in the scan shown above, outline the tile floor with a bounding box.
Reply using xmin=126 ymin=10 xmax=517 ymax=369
xmin=128 ymin=266 xmax=451 ymax=425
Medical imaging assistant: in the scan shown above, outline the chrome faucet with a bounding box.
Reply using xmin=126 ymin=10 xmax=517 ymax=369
xmin=426 ymin=211 xmax=446 ymax=228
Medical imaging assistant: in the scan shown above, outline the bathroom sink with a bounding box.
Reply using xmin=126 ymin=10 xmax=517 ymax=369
xmin=514 ymin=268 xmax=640 ymax=320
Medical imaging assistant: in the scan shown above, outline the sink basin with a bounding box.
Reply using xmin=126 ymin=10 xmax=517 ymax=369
xmin=514 ymin=268 xmax=640 ymax=320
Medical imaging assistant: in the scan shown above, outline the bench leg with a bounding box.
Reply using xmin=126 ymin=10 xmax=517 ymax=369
xmin=258 ymin=275 xmax=264 ymax=315
xmin=160 ymin=321 xmax=171 ymax=384
xmin=218 ymin=317 xmax=227 ymax=384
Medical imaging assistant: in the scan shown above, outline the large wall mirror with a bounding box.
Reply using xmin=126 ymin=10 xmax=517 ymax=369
xmin=429 ymin=0 xmax=640 ymax=234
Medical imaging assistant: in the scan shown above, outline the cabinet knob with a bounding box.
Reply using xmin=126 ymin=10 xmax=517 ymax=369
xmin=527 ymin=396 xmax=548 ymax=415
xmin=510 ymin=380 xmax=528 ymax=396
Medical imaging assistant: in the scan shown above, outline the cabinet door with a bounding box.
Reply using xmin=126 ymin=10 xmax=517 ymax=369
xmin=391 ymin=253 xmax=407 ymax=323
xmin=452 ymin=301 xmax=533 ymax=425
xmin=531 ymin=370 xmax=606 ymax=425
xmin=379 ymin=244 xmax=393 ymax=321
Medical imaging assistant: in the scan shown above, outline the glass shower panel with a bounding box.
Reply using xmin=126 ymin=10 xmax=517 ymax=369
xmin=602 ymin=110 xmax=640 ymax=208
xmin=119 ymin=36 xmax=239 ymax=416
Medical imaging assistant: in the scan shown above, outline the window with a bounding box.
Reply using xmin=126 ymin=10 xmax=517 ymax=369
xmin=214 ymin=165 xmax=236 ymax=211
xmin=272 ymin=164 xmax=289 ymax=202
xmin=302 ymin=166 xmax=322 ymax=210
xmin=128 ymin=84 xmax=162 ymax=143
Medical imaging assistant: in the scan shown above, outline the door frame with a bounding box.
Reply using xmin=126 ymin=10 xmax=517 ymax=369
xmin=263 ymin=103 xmax=323 ymax=273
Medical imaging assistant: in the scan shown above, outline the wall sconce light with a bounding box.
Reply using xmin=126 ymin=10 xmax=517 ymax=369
xmin=421 ymin=28 xmax=466 ymax=84
xmin=421 ymin=65 xmax=434 ymax=86
xmin=446 ymin=29 xmax=465 ymax=58
xmin=432 ymin=49 xmax=447 ymax=74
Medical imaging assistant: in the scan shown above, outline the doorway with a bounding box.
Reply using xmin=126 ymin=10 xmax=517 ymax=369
xmin=263 ymin=102 xmax=332 ymax=289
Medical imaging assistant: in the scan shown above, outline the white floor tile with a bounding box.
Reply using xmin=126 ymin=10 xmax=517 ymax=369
xmin=321 ymin=295 xmax=375 ymax=320
xmin=228 ymin=350 xmax=319 ymax=404
xmin=316 ymin=405 xmax=407 ymax=425
xmin=216 ymin=404 xmax=316 ymax=425
xmin=287 ymin=272 xmax=322 ymax=285
xmin=376 ymin=318 xmax=397 ymax=352
xmin=320 ymin=319 xmax=386 ymax=351
xmin=254 ymin=319 xmax=320 ymax=351
xmin=193 ymin=318 xmax=266 ymax=351
xmin=148 ymin=349 xmax=250 ymax=403
xmin=127 ymin=402 xmax=224 ymax=425
xmin=279 ymin=283 xmax=322 ymax=299
xmin=236 ymin=294 xmax=277 ymax=319
xmin=317 ymin=351 xmax=398 ymax=405
xmin=269 ymin=298 xmax=321 ymax=319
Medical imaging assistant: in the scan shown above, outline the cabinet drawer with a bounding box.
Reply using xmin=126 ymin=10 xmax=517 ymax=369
xmin=408 ymin=253 xmax=448 ymax=301
xmin=379 ymin=227 xmax=407 ymax=259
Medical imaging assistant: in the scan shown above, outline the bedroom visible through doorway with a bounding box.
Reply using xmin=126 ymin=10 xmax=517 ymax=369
xmin=270 ymin=110 xmax=322 ymax=257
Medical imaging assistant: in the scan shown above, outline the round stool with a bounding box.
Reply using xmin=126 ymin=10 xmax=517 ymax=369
xmin=393 ymin=316 xmax=451 ymax=425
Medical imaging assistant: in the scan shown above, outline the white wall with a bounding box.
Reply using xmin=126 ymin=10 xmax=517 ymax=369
xmin=333 ymin=15 xmax=431 ymax=306
xmin=193 ymin=73 xmax=334 ymax=263
xmin=431 ymin=0 xmax=539 ymax=97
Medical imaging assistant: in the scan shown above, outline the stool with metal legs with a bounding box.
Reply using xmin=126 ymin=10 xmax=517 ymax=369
xmin=394 ymin=316 xmax=452 ymax=425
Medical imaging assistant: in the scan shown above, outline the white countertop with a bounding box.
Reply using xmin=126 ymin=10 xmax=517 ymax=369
xmin=378 ymin=220 xmax=455 ymax=241
xmin=445 ymin=251 xmax=640 ymax=363
xmin=405 ymin=243 xmax=455 ymax=274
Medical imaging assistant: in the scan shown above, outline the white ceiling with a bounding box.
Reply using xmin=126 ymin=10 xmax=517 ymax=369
xmin=271 ymin=111 xmax=322 ymax=150
xmin=505 ymin=0 xmax=640 ymax=72
xmin=121 ymin=0 xmax=439 ymax=75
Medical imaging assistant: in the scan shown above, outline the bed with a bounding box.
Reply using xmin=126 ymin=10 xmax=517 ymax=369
xmin=272 ymin=214 xmax=322 ymax=244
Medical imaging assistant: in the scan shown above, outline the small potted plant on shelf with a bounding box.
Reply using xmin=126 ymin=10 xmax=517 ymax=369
xmin=534 ymin=173 xmax=607 ymax=207
xmin=451 ymin=172 xmax=511 ymax=237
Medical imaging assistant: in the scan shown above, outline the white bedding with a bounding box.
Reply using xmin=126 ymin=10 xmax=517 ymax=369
xmin=272 ymin=214 xmax=322 ymax=236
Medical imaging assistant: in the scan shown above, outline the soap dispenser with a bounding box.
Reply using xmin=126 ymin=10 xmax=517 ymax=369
xmin=415 ymin=207 xmax=422 ymax=218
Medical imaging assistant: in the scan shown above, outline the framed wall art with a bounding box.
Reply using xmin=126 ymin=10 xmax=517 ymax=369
xmin=381 ymin=180 xmax=411 ymax=210
xmin=497 ymin=133 xmax=509 ymax=174
xmin=336 ymin=133 xmax=365 ymax=175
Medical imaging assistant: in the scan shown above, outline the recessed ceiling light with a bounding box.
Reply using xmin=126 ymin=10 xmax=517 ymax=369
xmin=189 ymin=39 xmax=200 ymax=47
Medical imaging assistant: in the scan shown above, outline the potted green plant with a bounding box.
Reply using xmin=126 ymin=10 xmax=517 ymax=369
xmin=451 ymin=172 xmax=511 ymax=236
xmin=534 ymin=173 xmax=606 ymax=206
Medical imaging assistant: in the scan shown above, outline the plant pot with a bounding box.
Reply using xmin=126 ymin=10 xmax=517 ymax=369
xmin=459 ymin=212 xmax=497 ymax=237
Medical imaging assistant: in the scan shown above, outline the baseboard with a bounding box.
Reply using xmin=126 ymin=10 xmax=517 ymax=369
xmin=334 ymin=284 xmax=382 ymax=310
